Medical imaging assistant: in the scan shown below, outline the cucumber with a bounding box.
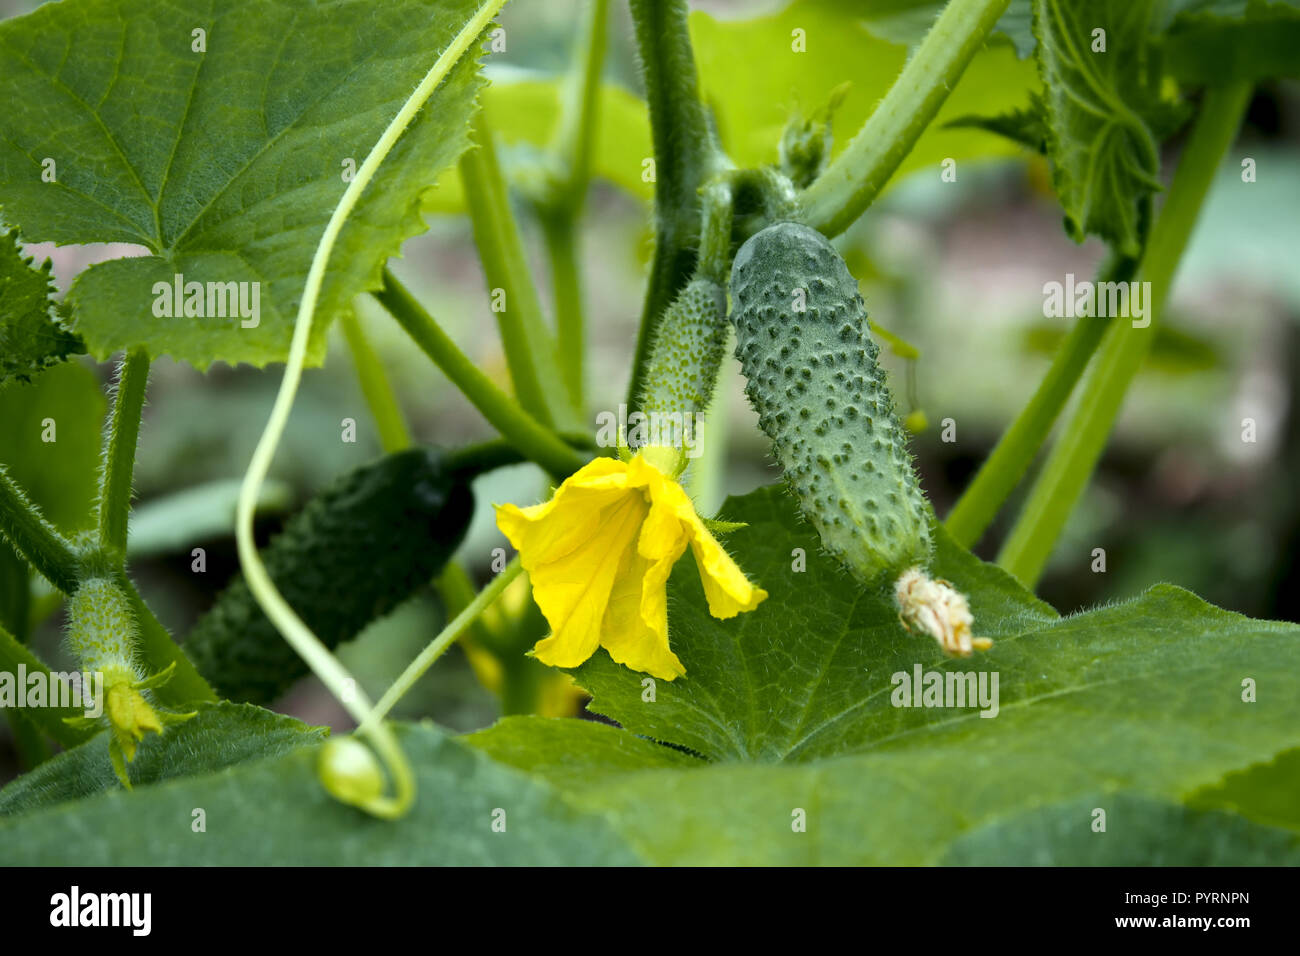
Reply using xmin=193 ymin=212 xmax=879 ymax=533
xmin=185 ymin=448 xmax=472 ymax=703
xmin=640 ymin=276 xmax=728 ymax=425
xmin=729 ymin=221 xmax=931 ymax=586
xmin=66 ymin=575 xmax=139 ymax=680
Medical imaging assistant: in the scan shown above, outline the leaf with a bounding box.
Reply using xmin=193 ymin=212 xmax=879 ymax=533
xmin=0 ymin=227 xmax=83 ymax=385
xmin=571 ymin=486 xmax=1058 ymax=763
xmin=858 ymin=0 xmax=1037 ymax=58
xmin=1161 ymin=0 xmax=1300 ymax=84
xmin=465 ymin=715 xmax=703 ymax=791
xmin=460 ymin=485 xmax=1300 ymax=863
xmin=0 ymin=0 xmax=490 ymax=369
xmin=0 ymin=359 xmax=105 ymax=532
xmin=1186 ymin=747 xmax=1300 ymax=832
xmin=1033 ymin=0 xmax=1166 ymax=255
xmin=0 ymin=701 xmax=325 ymax=816
xmin=939 ymin=792 xmax=1300 ymax=864
xmin=944 ymin=97 xmax=1048 ymax=152
xmin=688 ymin=0 xmax=1040 ymax=184
xmin=0 ymin=723 xmax=642 ymax=865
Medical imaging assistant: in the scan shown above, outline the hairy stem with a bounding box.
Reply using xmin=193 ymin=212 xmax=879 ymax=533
xmin=624 ymin=0 xmax=722 ymax=407
xmin=801 ymin=0 xmax=1012 ymax=238
xmin=998 ymin=82 xmax=1252 ymax=587
xmin=97 ymin=349 xmax=150 ymax=559
xmin=945 ymin=253 xmax=1138 ymax=548
xmin=375 ymin=268 xmax=587 ymax=480
xmin=0 ymin=467 xmax=80 ymax=594
xmin=341 ymin=312 xmax=412 ymax=453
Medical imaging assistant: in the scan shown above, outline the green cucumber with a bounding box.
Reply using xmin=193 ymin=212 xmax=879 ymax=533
xmin=185 ymin=448 xmax=472 ymax=703
xmin=729 ymin=221 xmax=931 ymax=586
xmin=638 ymin=275 xmax=728 ymax=442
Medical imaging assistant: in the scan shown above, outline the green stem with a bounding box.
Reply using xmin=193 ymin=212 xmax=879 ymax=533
xmin=341 ymin=312 xmax=412 ymax=453
xmin=97 ymin=349 xmax=150 ymax=559
xmin=459 ymin=119 xmax=575 ymax=430
xmin=800 ymin=0 xmax=1012 ymax=238
xmin=375 ymin=269 xmax=587 ymax=480
xmin=552 ymin=0 xmax=609 ymax=213
xmin=540 ymin=213 xmax=586 ymax=411
xmin=945 ymin=253 xmax=1138 ymax=548
xmin=998 ymin=82 xmax=1252 ymax=587
xmin=365 ymin=556 xmax=523 ymax=726
xmin=0 ymin=467 xmax=80 ymax=594
xmin=624 ymin=0 xmax=722 ymax=408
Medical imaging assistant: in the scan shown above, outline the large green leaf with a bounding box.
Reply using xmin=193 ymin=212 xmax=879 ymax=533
xmin=1033 ymin=0 xmax=1166 ymax=255
xmin=688 ymin=0 xmax=1039 ymax=182
xmin=0 ymin=723 xmax=641 ymax=865
xmin=1160 ymin=0 xmax=1300 ymax=84
xmin=462 ymin=485 xmax=1300 ymax=863
xmin=0 ymin=227 xmax=82 ymax=386
xmin=571 ymin=487 xmax=1058 ymax=763
xmin=0 ymin=0 xmax=489 ymax=369
xmin=0 ymin=701 xmax=325 ymax=815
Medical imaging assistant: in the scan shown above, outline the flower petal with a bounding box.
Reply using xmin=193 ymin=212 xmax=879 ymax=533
xmin=601 ymin=524 xmax=689 ymax=681
xmin=526 ymin=491 xmax=649 ymax=669
xmin=687 ymin=518 xmax=768 ymax=619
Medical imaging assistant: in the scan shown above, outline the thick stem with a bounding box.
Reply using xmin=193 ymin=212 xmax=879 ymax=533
xmin=997 ymin=82 xmax=1253 ymax=587
xmin=459 ymin=120 xmax=576 ymax=430
xmin=0 ymin=467 xmax=80 ymax=594
xmin=800 ymin=0 xmax=1012 ymax=238
xmin=97 ymin=349 xmax=150 ymax=559
xmin=341 ymin=312 xmax=412 ymax=453
xmin=624 ymin=0 xmax=721 ymax=408
xmin=375 ymin=269 xmax=587 ymax=480
xmin=945 ymin=253 xmax=1138 ymax=548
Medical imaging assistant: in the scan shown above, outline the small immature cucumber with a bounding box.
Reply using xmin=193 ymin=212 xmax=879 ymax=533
xmin=640 ymin=276 xmax=729 ymax=427
xmin=66 ymin=575 xmax=140 ymax=679
xmin=185 ymin=448 xmax=473 ymax=703
xmin=729 ymin=221 xmax=931 ymax=586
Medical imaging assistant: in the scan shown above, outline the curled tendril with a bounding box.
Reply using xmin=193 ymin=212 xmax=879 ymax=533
xmin=234 ymin=0 xmax=508 ymax=820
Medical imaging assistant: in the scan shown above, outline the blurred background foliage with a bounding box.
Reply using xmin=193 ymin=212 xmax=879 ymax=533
xmin=2 ymin=0 xmax=1298 ymax=782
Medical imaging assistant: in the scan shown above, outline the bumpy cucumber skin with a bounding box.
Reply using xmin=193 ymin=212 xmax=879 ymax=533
xmin=730 ymin=221 xmax=931 ymax=585
xmin=640 ymin=276 xmax=728 ymax=420
xmin=66 ymin=576 xmax=139 ymax=677
xmin=185 ymin=449 xmax=472 ymax=704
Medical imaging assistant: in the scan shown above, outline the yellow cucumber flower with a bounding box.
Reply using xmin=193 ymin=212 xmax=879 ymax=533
xmin=494 ymin=452 xmax=767 ymax=680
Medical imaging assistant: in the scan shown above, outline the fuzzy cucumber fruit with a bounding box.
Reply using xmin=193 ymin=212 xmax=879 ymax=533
xmin=185 ymin=448 xmax=472 ymax=703
xmin=640 ymin=276 xmax=728 ymax=426
xmin=729 ymin=221 xmax=931 ymax=587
